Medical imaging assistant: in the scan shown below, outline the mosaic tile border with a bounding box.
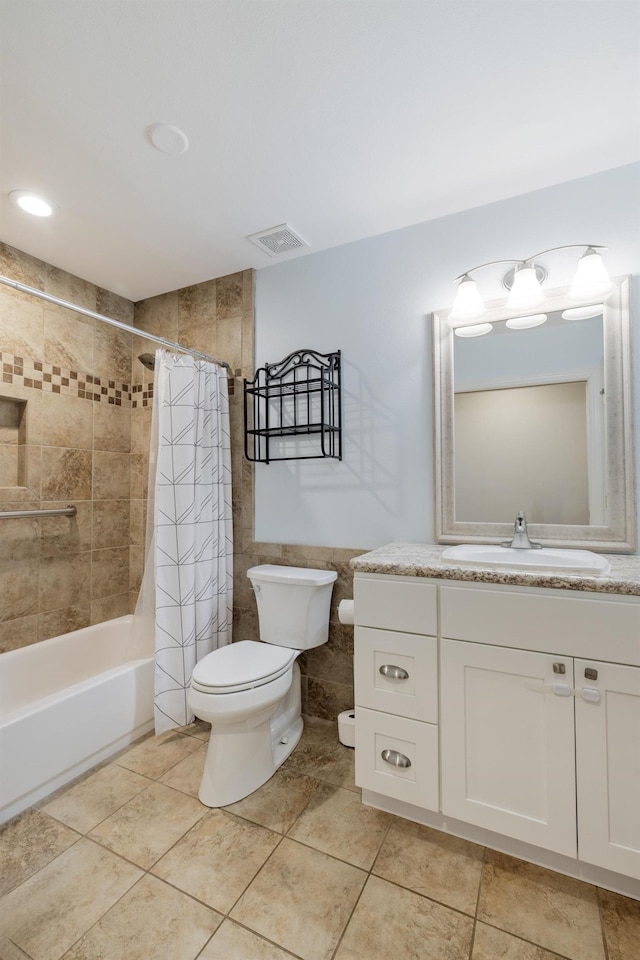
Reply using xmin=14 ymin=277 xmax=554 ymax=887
xmin=0 ymin=352 xmax=154 ymax=407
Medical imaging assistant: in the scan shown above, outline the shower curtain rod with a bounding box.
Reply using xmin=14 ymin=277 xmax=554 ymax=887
xmin=0 ymin=275 xmax=230 ymax=370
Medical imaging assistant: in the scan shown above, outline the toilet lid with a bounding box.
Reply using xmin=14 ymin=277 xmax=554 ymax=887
xmin=191 ymin=640 xmax=296 ymax=693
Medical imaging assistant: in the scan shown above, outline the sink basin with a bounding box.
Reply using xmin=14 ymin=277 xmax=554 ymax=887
xmin=441 ymin=544 xmax=611 ymax=576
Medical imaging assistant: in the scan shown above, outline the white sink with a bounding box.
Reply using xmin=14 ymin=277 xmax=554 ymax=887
xmin=441 ymin=544 xmax=611 ymax=577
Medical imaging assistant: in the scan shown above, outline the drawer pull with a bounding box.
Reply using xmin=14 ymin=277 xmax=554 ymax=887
xmin=379 ymin=664 xmax=409 ymax=681
xmin=381 ymin=748 xmax=412 ymax=769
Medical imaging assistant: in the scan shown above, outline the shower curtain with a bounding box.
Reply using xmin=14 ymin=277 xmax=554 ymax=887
xmin=136 ymin=350 xmax=233 ymax=734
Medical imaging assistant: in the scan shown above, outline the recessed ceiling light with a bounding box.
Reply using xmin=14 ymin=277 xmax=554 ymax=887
xmin=9 ymin=190 xmax=58 ymax=217
xmin=146 ymin=122 xmax=189 ymax=155
xmin=454 ymin=323 xmax=493 ymax=338
xmin=505 ymin=314 xmax=548 ymax=330
xmin=561 ymin=305 xmax=604 ymax=321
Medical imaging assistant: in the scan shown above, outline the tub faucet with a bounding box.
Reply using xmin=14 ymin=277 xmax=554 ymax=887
xmin=501 ymin=511 xmax=542 ymax=549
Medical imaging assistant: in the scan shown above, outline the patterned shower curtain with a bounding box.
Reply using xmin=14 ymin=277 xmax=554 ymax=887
xmin=141 ymin=350 xmax=233 ymax=734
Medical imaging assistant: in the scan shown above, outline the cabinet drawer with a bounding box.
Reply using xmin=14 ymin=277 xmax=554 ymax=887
xmin=354 ymin=627 xmax=438 ymax=722
xmin=441 ymin=585 xmax=640 ymax=664
xmin=354 ymin=576 xmax=437 ymax=635
xmin=355 ymin=707 xmax=439 ymax=810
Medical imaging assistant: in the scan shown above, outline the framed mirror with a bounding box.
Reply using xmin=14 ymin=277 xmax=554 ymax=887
xmin=433 ymin=276 xmax=636 ymax=551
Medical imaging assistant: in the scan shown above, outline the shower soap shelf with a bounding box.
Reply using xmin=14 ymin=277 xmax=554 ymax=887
xmin=244 ymin=349 xmax=341 ymax=463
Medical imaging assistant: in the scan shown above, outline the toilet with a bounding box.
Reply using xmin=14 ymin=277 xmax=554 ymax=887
xmin=187 ymin=563 xmax=337 ymax=807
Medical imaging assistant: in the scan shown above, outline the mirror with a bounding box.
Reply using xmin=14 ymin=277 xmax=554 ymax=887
xmin=433 ymin=276 xmax=636 ymax=551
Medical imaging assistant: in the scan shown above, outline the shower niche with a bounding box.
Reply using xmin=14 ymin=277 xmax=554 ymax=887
xmin=244 ymin=349 xmax=342 ymax=463
xmin=0 ymin=396 xmax=27 ymax=488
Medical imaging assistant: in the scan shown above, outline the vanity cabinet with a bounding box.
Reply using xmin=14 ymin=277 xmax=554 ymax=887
xmin=353 ymin=572 xmax=640 ymax=891
xmin=440 ymin=640 xmax=577 ymax=857
xmin=353 ymin=577 xmax=439 ymax=810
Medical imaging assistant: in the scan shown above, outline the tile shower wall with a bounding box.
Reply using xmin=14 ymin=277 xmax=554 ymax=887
xmin=0 ymin=243 xmax=134 ymax=652
xmin=0 ymin=243 xmax=360 ymax=718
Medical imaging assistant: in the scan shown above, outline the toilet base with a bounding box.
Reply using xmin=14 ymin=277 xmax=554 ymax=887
xmin=197 ymin=664 xmax=304 ymax=807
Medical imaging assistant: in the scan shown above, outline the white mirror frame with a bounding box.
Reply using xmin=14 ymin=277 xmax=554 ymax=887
xmin=433 ymin=275 xmax=637 ymax=552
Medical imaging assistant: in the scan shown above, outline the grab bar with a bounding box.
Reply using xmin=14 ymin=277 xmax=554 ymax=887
xmin=0 ymin=505 xmax=77 ymax=520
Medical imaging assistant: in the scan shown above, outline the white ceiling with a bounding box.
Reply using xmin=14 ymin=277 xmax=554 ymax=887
xmin=1 ymin=0 xmax=639 ymax=302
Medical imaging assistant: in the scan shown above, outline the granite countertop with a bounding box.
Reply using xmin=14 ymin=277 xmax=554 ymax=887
xmin=350 ymin=542 xmax=640 ymax=597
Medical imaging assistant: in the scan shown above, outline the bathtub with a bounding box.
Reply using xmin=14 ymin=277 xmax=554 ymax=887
xmin=0 ymin=615 xmax=154 ymax=825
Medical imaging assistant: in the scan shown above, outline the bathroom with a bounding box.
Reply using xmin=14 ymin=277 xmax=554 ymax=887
xmin=1 ymin=2 xmax=640 ymax=959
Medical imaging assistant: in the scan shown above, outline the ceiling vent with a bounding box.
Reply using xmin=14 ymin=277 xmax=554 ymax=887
xmin=247 ymin=223 xmax=309 ymax=257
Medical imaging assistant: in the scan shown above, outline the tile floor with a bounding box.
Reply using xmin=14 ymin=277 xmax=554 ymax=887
xmin=1 ymin=717 xmax=638 ymax=960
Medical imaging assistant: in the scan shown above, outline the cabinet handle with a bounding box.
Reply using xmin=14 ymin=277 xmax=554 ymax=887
xmin=379 ymin=664 xmax=409 ymax=681
xmin=584 ymin=667 xmax=598 ymax=681
xmin=381 ymin=748 xmax=412 ymax=768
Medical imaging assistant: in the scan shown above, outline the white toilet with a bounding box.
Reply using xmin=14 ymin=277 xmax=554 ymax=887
xmin=188 ymin=563 xmax=337 ymax=807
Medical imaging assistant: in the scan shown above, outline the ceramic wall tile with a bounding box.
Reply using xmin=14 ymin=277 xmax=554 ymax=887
xmin=37 ymin=604 xmax=91 ymax=642
xmin=93 ymin=450 xmax=130 ymax=500
xmin=93 ymin=400 xmax=131 ymax=452
xmin=91 ymin=546 xmax=130 ymax=599
xmin=41 ymin=393 xmax=93 ymax=449
xmin=41 ymin=447 xmax=92 ymax=500
xmin=39 ymin=553 xmax=92 ymax=610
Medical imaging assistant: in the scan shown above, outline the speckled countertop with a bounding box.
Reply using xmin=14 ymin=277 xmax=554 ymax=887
xmin=350 ymin=542 xmax=640 ymax=597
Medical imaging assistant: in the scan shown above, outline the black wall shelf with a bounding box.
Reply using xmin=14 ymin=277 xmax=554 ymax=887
xmin=244 ymin=349 xmax=342 ymax=463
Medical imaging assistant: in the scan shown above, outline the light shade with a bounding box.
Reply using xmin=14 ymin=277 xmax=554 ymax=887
xmin=506 ymin=265 xmax=545 ymax=311
xmin=454 ymin=322 xmax=493 ymax=338
xmin=561 ymin=304 xmax=604 ymax=322
xmin=505 ymin=313 xmax=547 ymax=330
xmin=450 ymin=275 xmax=486 ymax=322
xmin=569 ymin=248 xmax=613 ymax=300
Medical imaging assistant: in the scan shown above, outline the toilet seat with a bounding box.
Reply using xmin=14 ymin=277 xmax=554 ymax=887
xmin=191 ymin=640 xmax=297 ymax=694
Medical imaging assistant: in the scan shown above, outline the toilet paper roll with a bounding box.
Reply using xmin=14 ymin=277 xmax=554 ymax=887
xmin=338 ymin=599 xmax=354 ymax=625
xmin=338 ymin=710 xmax=356 ymax=748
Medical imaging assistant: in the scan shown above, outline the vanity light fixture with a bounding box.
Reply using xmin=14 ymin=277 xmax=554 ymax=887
xmin=9 ymin=190 xmax=58 ymax=217
xmin=450 ymin=244 xmax=612 ymax=323
xmin=505 ymin=313 xmax=547 ymax=330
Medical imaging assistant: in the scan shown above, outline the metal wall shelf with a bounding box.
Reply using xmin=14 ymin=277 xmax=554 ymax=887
xmin=244 ymin=349 xmax=342 ymax=463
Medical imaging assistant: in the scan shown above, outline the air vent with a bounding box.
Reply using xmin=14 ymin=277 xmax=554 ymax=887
xmin=247 ymin=223 xmax=309 ymax=257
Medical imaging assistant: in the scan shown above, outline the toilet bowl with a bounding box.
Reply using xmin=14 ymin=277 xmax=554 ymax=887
xmin=187 ymin=564 xmax=337 ymax=807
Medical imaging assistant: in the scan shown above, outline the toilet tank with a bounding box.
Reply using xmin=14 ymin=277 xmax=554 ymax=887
xmin=247 ymin=564 xmax=337 ymax=650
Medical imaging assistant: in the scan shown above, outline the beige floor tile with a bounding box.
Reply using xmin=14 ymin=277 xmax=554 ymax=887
xmin=0 ymin=809 xmax=80 ymax=897
xmin=282 ymin=717 xmax=345 ymax=780
xmin=61 ymin=874 xmax=222 ymax=960
xmin=478 ymin=851 xmax=605 ymax=960
xmin=472 ymin=922 xmax=565 ymax=959
xmin=323 ymin=746 xmax=358 ymax=792
xmin=114 ymin=728 xmax=202 ymax=778
xmin=373 ymin=818 xmax=484 ymax=915
xmin=225 ymin=767 xmax=319 ymax=834
xmin=335 ymin=875 xmax=474 ymax=960
xmin=151 ymin=809 xmax=280 ymax=914
xmin=288 ymin=782 xmax=391 ymax=869
xmin=231 ymin=838 xmax=366 ymax=960
xmin=0 ymin=838 xmax=142 ymax=960
xmin=0 ymin=935 xmax=32 ymax=960
xmin=88 ymin=781 xmax=206 ymax=869
xmin=40 ymin=763 xmax=151 ymax=833
xmin=159 ymin=743 xmax=207 ymax=797
xmin=172 ymin=719 xmax=212 ymax=741
xmin=199 ymin=920 xmax=298 ymax=960
xmin=599 ymin=888 xmax=640 ymax=960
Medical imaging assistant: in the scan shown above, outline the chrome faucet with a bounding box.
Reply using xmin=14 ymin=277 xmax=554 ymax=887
xmin=501 ymin=511 xmax=542 ymax=550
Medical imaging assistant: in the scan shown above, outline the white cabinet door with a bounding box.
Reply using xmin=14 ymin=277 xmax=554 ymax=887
xmin=440 ymin=639 xmax=577 ymax=856
xmin=576 ymin=660 xmax=640 ymax=880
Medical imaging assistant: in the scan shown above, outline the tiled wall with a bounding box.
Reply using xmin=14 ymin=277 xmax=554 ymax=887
xmin=0 ymin=242 xmax=360 ymax=719
xmin=0 ymin=243 xmax=135 ymax=652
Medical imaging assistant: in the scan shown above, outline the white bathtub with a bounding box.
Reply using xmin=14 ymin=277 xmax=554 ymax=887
xmin=0 ymin=615 xmax=154 ymax=825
